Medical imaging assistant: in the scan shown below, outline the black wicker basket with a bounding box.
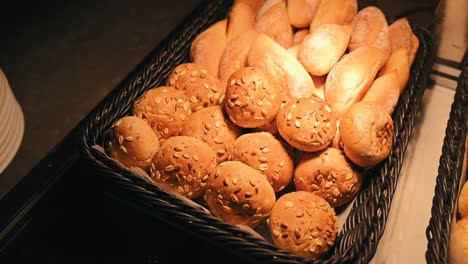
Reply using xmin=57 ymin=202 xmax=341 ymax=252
xmin=425 ymin=52 xmax=468 ymax=264
xmin=80 ymin=0 xmax=435 ymax=263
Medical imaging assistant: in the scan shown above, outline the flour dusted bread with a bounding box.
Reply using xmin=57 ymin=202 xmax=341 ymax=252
xmin=339 ymin=102 xmax=394 ymax=167
xmin=287 ymin=0 xmax=320 ymax=28
xmin=167 ymin=63 xmax=225 ymax=112
xmin=362 ymin=71 xmax=400 ymax=114
xmin=309 ymin=0 xmax=357 ymax=33
xmin=226 ymin=0 xmax=264 ymax=41
xmin=389 ymin=17 xmax=413 ymax=55
xmin=248 ymin=33 xmax=315 ymax=98
xmin=232 ymin=132 xmax=294 ymax=192
xmin=378 ymin=48 xmax=410 ymax=93
xmin=150 ymin=136 xmax=216 ymax=199
xmin=133 ymin=86 xmax=191 ymax=140
xmin=255 ymin=1 xmax=293 ymax=48
xmin=190 ymin=19 xmax=228 ymax=76
xmin=205 ymin=161 xmax=276 ymax=227
xmin=325 ymin=46 xmax=382 ymax=117
xmin=107 ymin=116 xmax=160 ymax=171
xmin=269 ymin=191 xmax=338 ymax=260
xmin=294 ymin=147 xmax=362 ymax=207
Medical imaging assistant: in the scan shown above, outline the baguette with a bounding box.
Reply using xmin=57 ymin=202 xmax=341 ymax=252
xmin=287 ymin=0 xmax=321 ymax=28
xmin=361 ymin=72 xmax=400 ymax=114
xmin=248 ymin=34 xmax=315 ymax=98
xmin=255 ymin=1 xmax=293 ymax=48
xmin=325 ymin=46 xmax=382 ymax=117
xmin=378 ymin=48 xmax=410 ymax=93
xmin=309 ymin=0 xmax=357 ymax=33
xmin=190 ymin=19 xmax=228 ymax=76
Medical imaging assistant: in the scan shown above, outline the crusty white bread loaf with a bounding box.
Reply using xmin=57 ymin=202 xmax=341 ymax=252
xmin=378 ymin=48 xmax=410 ymax=93
xmin=190 ymin=19 xmax=228 ymax=76
xmin=248 ymin=33 xmax=315 ymax=98
xmin=226 ymin=0 xmax=265 ymax=41
xmin=348 ymin=6 xmax=391 ymax=68
xmin=299 ymin=24 xmax=352 ymax=76
xmin=219 ymin=30 xmax=259 ymax=88
xmin=287 ymin=0 xmax=321 ymax=28
xmin=362 ymin=71 xmax=400 ymax=114
xmin=309 ymin=0 xmax=357 ymax=33
xmin=325 ymin=46 xmax=382 ymax=117
xmin=255 ymin=1 xmax=293 ymax=48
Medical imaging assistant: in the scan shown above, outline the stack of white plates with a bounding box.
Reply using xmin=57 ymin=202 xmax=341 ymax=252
xmin=0 ymin=68 xmax=24 ymax=174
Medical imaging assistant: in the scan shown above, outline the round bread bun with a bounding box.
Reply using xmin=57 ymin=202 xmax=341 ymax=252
xmin=269 ymin=191 xmax=338 ymax=260
xmin=276 ymin=95 xmax=337 ymax=152
xmin=205 ymin=161 xmax=276 ymax=227
xmin=340 ymin=101 xmax=394 ymax=168
xmin=181 ymin=105 xmax=243 ymax=163
xmin=133 ymin=86 xmax=191 ymax=141
xmin=458 ymin=181 xmax=468 ymax=218
xmin=450 ymin=217 xmax=468 ymax=264
xmin=166 ymin=63 xmax=225 ymax=112
xmin=107 ymin=116 xmax=160 ymax=171
xmin=232 ymin=132 xmax=294 ymax=192
xmin=225 ymin=67 xmax=282 ymax=128
xmin=294 ymin=147 xmax=362 ymax=207
xmin=150 ymin=136 xmax=216 ymax=199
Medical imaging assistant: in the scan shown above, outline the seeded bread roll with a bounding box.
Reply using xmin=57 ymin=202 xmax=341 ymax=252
xmin=294 ymin=147 xmax=362 ymax=207
xmin=269 ymin=191 xmax=338 ymax=260
xmin=450 ymin=217 xmax=468 ymax=264
xmin=190 ymin=19 xmax=228 ymax=76
xmin=340 ymin=101 xmax=394 ymax=168
xmin=292 ymin=29 xmax=309 ymax=45
xmin=362 ymin=71 xmax=400 ymax=114
xmin=458 ymin=182 xmax=468 ymax=218
xmin=107 ymin=116 xmax=160 ymax=171
xmin=150 ymin=136 xmax=216 ymax=199
xmin=181 ymin=105 xmax=243 ymax=163
xmin=378 ymin=48 xmax=410 ymax=93
xmin=225 ymin=67 xmax=282 ymax=128
xmin=252 ymin=118 xmax=279 ymax=134
xmin=232 ymin=132 xmax=294 ymax=192
xmin=133 ymin=86 xmax=191 ymax=140
xmin=287 ymin=0 xmax=320 ymax=28
xmin=277 ymin=95 xmax=336 ymax=152
xmin=205 ymin=161 xmax=276 ymax=227
xmin=325 ymin=46 xmax=382 ymax=117
xmin=348 ymin=6 xmax=391 ymax=67
xmin=255 ymin=1 xmax=293 ymax=48
xmin=166 ymin=63 xmax=225 ymax=112
xmin=299 ymin=24 xmax=352 ymax=76
xmin=309 ymin=0 xmax=357 ymax=33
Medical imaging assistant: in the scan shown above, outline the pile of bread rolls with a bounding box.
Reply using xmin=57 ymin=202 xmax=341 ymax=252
xmin=450 ymin=181 xmax=468 ymax=264
xmin=105 ymin=0 xmax=419 ymax=260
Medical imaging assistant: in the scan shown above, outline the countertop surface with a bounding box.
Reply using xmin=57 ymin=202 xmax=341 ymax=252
xmin=0 ymin=0 xmax=465 ymax=263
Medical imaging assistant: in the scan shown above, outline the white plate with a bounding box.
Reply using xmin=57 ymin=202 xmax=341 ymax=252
xmin=0 ymin=100 xmax=24 ymax=173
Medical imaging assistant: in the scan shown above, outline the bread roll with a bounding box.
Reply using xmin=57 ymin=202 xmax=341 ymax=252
xmin=312 ymin=75 xmax=326 ymax=100
xmin=256 ymin=0 xmax=283 ymax=21
xmin=389 ymin=17 xmax=413 ymax=55
xmin=277 ymin=95 xmax=336 ymax=152
xmin=293 ymin=29 xmax=309 ymax=45
xmin=287 ymin=45 xmax=300 ymax=58
xmin=133 ymin=86 xmax=191 ymax=140
xmin=255 ymin=1 xmax=293 ymax=48
xmin=150 ymin=136 xmax=216 ymax=199
xmin=325 ymin=46 xmax=382 ymax=117
xmin=226 ymin=0 xmax=264 ymax=41
xmin=450 ymin=217 xmax=468 ymax=264
xmin=459 ymin=181 xmax=468 ymax=218
xmin=232 ymin=132 xmax=294 ymax=192
xmin=340 ymin=102 xmax=394 ymax=167
xmin=181 ymin=106 xmax=243 ymax=163
xmin=287 ymin=0 xmax=320 ymax=28
xmin=378 ymin=48 xmax=410 ymax=93
xmin=190 ymin=19 xmax=227 ymax=76
xmin=348 ymin=6 xmax=391 ymax=67
xmin=309 ymin=0 xmax=357 ymax=33
xmin=299 ymin=24 xmax=352 ymax=76
xmin=219 ymin=30 xmax=259 ymax=88
xmin=269 ymin=191 xmax=338 ymax=260
xmin=205 ymin=161 xmax=276 ymax=227
xmin=107 ymin=116 xmax=160 ymax=171
xmin=252 ymin=118 xmax=279 ymax=134
xmin=294 ymin=147 xmax=362 ymax=207
xmin=248 ymin=34 xmax=315 ymax=98
xmin=167 ymin=63 xmax=225 ymax=112
xmin=330 ymin=120 xmax=343 ymax=149
xmin=362 ymin=71 xmax=400 ymax=114
xmin=225 ymin=67 xmax=282 ymax=128
xmin=409 ymin=33 xmax=419 ymax=65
